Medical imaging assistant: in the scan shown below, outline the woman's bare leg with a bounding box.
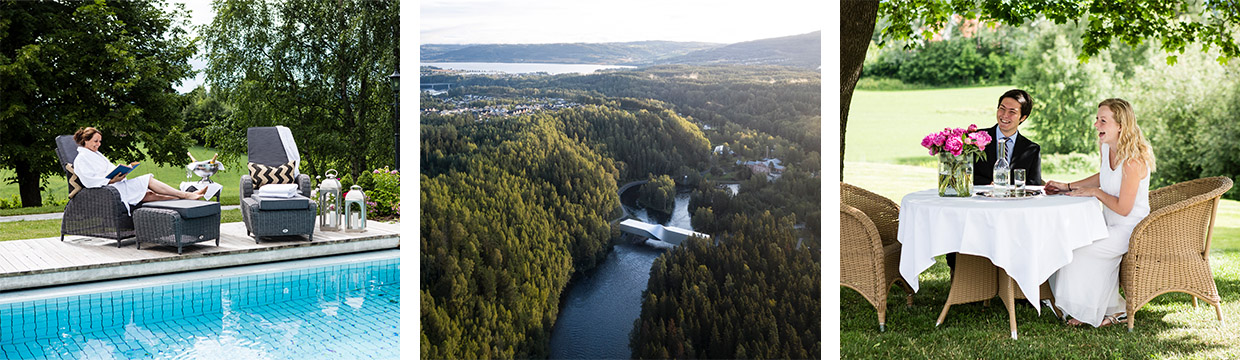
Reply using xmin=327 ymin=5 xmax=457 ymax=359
xmin=147 ymin=177 xmax=207 ymax=200
xmin=141 ymin=190 xmax=179 ymax=203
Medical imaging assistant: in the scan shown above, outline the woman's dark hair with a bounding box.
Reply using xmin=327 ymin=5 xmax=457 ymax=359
xmin=998 ymin=89 xmax=1034 ymax=120
xmin=74 ymin=127 xmax=101 ymax=146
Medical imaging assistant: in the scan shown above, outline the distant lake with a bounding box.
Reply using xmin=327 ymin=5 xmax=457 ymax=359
xmin=421 ymin=62 xmax=635 ymax=75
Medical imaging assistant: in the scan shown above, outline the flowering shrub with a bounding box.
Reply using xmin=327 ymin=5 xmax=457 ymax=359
xmin=366 ymin=167 xmax=400 ymax=219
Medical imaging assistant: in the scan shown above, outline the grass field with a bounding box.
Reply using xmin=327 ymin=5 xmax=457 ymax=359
xmin=842 ymin=86 xmax=1240 ymax=358
xmin=0 ymin=146 xmax=246 ymax=215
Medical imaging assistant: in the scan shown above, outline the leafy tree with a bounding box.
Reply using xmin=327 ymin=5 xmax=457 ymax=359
xmin=0 ymin=0 xmax=195 ymax=206
xmin=842 ymin=0 xmax=1240 ymax=178
xmin=200 ymin=0 xmax=398 ymax=180
xmin=638 ymin=174 xmax=677 ymax=216
xmin=631 ymin=212 xmax=819 ymax=359
xmin=1014 ymin=21 xmax=1117 ymax=154
xmin=180 ymin=86 xmax=232 ymax=145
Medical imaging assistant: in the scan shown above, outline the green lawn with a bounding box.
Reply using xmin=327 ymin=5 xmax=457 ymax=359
xmin=0 ymin=145 xmax=246 ymax=215
xmin=842 ymin=86 xmax=1240 ymax=358
xmin=0 ymin=209 xmax=244 ymax=242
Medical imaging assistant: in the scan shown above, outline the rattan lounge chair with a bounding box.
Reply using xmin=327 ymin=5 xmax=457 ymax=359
xmin=841 ymin=183 xmax=914 ymax=331
xmin=54 ymin=135 xmax=138 ymax=244
xmin=239 ymin=127 xmax=317 ymax=242
xmin=1120 ymin=176 xmax=1234 ymax=332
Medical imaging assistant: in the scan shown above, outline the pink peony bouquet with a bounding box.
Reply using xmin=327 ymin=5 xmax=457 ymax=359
xmin=921 ymin=124 xmax=991 ymax=158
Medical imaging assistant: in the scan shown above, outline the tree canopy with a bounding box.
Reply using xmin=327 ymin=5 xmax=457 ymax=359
xmin=200 ymin=0 xmax=398 ymax=180
xmin=842 ymin=0 xmax=1240 ymax=175
xmin=0 ymin=0 xmax=196 ymax=206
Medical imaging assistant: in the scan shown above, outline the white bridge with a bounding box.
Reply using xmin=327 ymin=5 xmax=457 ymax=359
xmin=618 ymin=219 xmax=709 ymax=246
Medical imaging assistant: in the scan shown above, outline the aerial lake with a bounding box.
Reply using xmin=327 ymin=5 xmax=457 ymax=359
xmin=420 ymin=62 xmax=635 ymax=75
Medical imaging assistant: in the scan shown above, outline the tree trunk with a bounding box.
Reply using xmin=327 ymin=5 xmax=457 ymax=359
xmin=840 ymin=0 xmax=879 ymax=181
xmin=15 ymin=158 xmax=44 ymax=207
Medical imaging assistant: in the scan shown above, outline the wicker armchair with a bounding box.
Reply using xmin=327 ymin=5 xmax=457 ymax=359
xmin=239 ymin=127 xmax=317 ymax=242
xmin=841 ymin=183 xmax=914 ymax=331
xmin=1121 ymin=176 xmax=1234 ymax=332
xmin=54 ymin=135 xmax=138 ymax=244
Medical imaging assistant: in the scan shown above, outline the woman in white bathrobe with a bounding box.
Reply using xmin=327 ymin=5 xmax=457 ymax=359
xmin=72 ymin=127 xmax=207 ymax=210
xmin=1044 ymin=98 xmax=1156 ymax=328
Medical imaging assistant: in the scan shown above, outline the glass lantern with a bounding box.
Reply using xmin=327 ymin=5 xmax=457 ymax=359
xmin=344 ymin=184 xmax=367 ymax=232
xmin=318 ymin=169 xmax=342 ymax=231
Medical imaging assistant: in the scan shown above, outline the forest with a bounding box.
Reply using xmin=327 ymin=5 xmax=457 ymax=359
xmin=420 ymin=64 xmax=820 ymax=358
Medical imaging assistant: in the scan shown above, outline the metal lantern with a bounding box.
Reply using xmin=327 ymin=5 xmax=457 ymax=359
xmin=318 ymin=169 xmax=342 ymax=231
xmin=343 ymin=184 xmax=367 ymax=232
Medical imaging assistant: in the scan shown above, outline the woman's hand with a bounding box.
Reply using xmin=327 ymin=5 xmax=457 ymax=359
xmin=109 ymin=172 xmax=127 ymax=184
xmin=1045 ymin=180 xmax=1070 ymax=194
xmin=1066 ymin=187 xmax=1099 ymax=198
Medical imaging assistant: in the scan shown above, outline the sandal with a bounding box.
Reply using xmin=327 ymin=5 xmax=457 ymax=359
xmin=1098 ymin=313 xmax=1126 ymax=328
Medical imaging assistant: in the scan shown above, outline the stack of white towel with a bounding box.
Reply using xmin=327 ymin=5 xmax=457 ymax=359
xmin=256 ymin=183 xmax=299 ymax=198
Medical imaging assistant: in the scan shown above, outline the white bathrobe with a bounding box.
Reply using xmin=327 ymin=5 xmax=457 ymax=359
xmin=73 ymin=147 xmax=151 ymax=213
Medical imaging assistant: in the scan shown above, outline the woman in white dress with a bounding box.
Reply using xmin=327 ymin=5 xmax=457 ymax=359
xmin=1044 ymin=98 xmax=1156 ymax=327
xmin=72 ymin=127 xmax=207 ymax=211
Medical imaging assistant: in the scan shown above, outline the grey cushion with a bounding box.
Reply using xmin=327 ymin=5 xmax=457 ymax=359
xmin=253 ymin=195 xmax=311 ymax=210
xmin=246 ymin=127 xmax=290 ymax=166
xmin=139 ymin=200 xmax=221 ymax=219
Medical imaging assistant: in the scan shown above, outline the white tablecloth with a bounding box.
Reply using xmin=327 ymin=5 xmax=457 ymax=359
xmin=896 ymin=186 xmax=1110 ymax=310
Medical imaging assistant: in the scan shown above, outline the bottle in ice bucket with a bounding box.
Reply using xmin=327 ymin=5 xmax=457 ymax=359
xmin=994 ymin=138 xmax=1010 ymax=197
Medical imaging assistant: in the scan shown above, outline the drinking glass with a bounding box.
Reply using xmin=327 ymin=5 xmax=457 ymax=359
xmin=1013 ymin=169 xmax=1027 ymax=195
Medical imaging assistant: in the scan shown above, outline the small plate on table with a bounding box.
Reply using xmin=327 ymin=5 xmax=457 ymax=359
xmin=975 ymin=188 xmax=1043 ymax=199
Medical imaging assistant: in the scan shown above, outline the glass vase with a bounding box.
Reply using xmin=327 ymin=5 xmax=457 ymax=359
xmin=937 ymin=153 xmax=974 ymax=197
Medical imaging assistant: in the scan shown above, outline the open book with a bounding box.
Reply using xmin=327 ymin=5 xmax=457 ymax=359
xmin=105 ymin=163 xmax=140 ymax=179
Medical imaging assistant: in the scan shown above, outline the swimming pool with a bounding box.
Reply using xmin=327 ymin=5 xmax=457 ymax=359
xmin=0 ymin=250 xmax=399 ymax=359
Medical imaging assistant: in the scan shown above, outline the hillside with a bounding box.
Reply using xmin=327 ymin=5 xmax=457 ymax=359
xmin=420 ymin=41 xmax=719 ymax=65
xmin=657 ymin=31 xmax=820 ymax=68
xmin=420 ymin=31 xmax=821 ymax=69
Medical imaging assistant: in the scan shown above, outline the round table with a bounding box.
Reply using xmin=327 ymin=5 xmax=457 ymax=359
xmin=896 ymin=186 xmax=1110 ymax=310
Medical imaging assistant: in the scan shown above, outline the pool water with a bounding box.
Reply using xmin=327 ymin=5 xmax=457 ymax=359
xmin=0 ymin=253 xmax=399 ymax=359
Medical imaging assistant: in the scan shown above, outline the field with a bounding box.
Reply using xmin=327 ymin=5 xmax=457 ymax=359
xmin=842 ymin=86 xmax=1240 ymax=359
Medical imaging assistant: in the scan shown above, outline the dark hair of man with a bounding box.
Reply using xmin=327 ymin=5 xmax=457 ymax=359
xmin=74 ymin=127 xmax=101 ymax=147
xmin=998 ymin=89 xmax=1033 ymax=120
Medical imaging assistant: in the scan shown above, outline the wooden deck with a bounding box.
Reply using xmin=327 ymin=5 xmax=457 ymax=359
xmin=0 ymin=221 xmax=400 ymax=292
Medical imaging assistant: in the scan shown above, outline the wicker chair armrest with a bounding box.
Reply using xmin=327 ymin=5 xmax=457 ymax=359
xmin=296 ymin=174 xmax=312 ymax=197
xmin=840 ymin=204 xmax=885 ymax=266
xmin=841 ymin=183 xmax=901 ymax=246
xmin=74 ymin=186 xmax=128 ymax=212
xmin=1128 ymin=179 xmax=1231 ymax=256
xmin=240 ymin=175 xmax=254 ymax=198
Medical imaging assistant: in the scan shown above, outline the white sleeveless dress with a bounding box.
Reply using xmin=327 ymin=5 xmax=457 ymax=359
xmin=1049 ymin=143 xmax=1150 ymax=327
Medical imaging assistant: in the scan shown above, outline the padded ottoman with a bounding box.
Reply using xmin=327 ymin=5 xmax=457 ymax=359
xmin=240 ymin=195 xmax=316 ymax=243
xmin=133 ymin=200 xmax=221 ymax=254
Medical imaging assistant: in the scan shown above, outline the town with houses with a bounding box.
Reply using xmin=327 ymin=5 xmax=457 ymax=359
xmin=421 ymin=93 xmax=582 ymax=119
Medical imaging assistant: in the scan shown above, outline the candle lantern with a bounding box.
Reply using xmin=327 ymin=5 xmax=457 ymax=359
xmin=318 ymin=169 xmax=342 ymax=231
xmin=343 ymin=185 xmax=367 ymax=232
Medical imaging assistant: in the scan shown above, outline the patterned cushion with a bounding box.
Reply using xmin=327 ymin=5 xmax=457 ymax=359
xmin=65 ymin=164 xmax=84 ymax=199
xmin=248 ymin=161 xmax=296 ymax=188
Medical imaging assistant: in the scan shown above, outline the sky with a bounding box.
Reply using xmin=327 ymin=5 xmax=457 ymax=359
xmin=167 ymin=1 xmax=215 ymax=94
xmin=420 ymin=0 xmax=825 ymax=45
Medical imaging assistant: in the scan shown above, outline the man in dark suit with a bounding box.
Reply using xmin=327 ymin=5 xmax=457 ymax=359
xmin=948 ymin=89 xmax=1045 ymax=271
xmin=973 ymin=89 xmax=1043 ymax=186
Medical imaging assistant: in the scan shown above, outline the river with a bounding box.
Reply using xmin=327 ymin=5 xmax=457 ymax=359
xmin=420 ymin=62 xmax=635 ymax=75
xmin=548 ymin=191 xmax=692 ymax=359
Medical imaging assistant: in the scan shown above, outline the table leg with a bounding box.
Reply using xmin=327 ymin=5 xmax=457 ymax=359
xmin=997 ymin=268 xmax=1058 ymax=339
xmin=936 ymin=254 xmax=998 ymax=326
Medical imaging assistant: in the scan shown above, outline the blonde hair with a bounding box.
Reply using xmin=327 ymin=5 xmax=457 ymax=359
xmin=1099 ymin=98 xmax=1156 ymax=173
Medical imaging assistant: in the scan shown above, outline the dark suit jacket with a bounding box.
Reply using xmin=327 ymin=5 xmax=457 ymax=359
xmin=973 ymin=126 xmax=1044 ymax=186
